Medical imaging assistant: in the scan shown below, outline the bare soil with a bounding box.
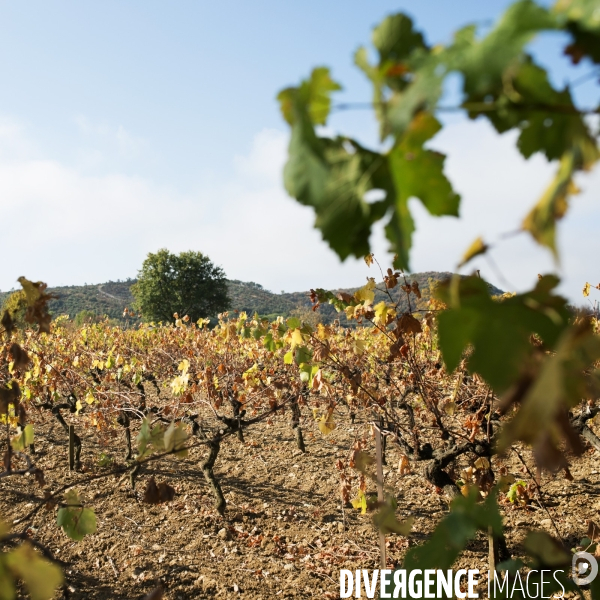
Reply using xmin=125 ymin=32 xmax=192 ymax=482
xmin=2 ymin=407 xmax=599 ymax=599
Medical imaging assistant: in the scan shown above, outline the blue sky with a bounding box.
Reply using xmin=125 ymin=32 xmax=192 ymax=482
xmin=1 ymin=1 xmax=598 ymax=303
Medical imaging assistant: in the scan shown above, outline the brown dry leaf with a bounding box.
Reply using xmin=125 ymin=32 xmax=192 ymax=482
xmin=397 ymin=313 xmax=422 ymax=335
xmin=313 ymin=342 xmax=329 ymax=363
xmin=336 ymin=292 xmax=354 ymax=304
xmin=1 ymin=310 xmax=14 ymax=336
xmin=17 ymin=404 xmax=27 ymax=428
xmin=142 ymin=587 xmax=164 ymax=600
xmin=34 ymin=469 xmax=46 ymax=487
xmin=398 ymin=454 xmax=411 ymax=476
xmin=387 ymin=341 xmax=401 ymax=362
xmin=0 ymin=382 xmax=20 ymax=415
xmin=18 ymin=277 xmax=56 ymax=333
xmin=10 ymin=343 xmax=30 ymax=373
xmin=385 ymin=269 xmax=399 ymax=289
xmin=411 ymin=281 xmax=421 ymax=299
xmin=587 ymin=520 xmax=600 ymax=543
xmin=312 ymin=369 xmax=323 ymax=392
xmin=143 ymin=477 xmax=176 ymax=504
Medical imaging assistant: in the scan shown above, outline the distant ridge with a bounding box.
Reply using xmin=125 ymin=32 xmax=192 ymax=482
xmin=0 ymin=273 xmax=503 ymax=325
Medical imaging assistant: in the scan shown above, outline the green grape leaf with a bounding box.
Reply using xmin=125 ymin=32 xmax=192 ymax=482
xmin=356 ymin=13 xmax=440 ymax=140
xmin=456 ymin=0 xmax=557 ymax=99
xmin=510 ymin=62 xmax=595 ymax=162
xmin=373 ymin=502 xmax=414 ymax=536
xmin=523 ymin=141 xmax=599 ymax=255
xmin=372 ymin=13 xmax=426 ymax=63
xmin=4 ymin=543 xmax=63 ymax=600
xmin=56 ymin=490 xmax=96 ymax=541
xmin=283 ymin=351 xmax=293 ymax=365
xmin=262 ymin=332 xmax=276 ymax=352
xmin=436 ymin=275 xmax=569 ymax=393
xmin=523 ymin=530 xmax=570 ymax=567
xmin=163 ymin=422 xmax=188 ymax=457
xmin=10 ymin=424 xmax=34 ymax=452
xmin=286 ymin=317 xmax=301 ymax=330
xmin=0 ymin=557 xmax=16 ymax=600
xmin=458 ymin=237 xmax=488 ymax=268
xmin=498 ymin=320 xmax=600 ymax=469
xmin=388 ymin=112 xmax=460 ymax=217
xmin=294 ymin=346 xmax=312 ymax=366
xmin=299 ymin=362 xmax=319 ymax=386
xmin=277 ymin=66 xmax=341 ymax=127
xmin=136 ymin=418 xmax=165 ymax=460
xmin=506 ymin=480 xmax=527 ymax=503
xmin=399 ymin=487 xmax=502 ymax=585
xmin=555 ymin=0 xmax=600 ymax=64
xmin=386 ymin=55 xmax=444 ymax=140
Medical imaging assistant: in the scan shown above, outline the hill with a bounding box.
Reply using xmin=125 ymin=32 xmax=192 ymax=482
xmin=0 ymin=273 xmax=503 ymax=326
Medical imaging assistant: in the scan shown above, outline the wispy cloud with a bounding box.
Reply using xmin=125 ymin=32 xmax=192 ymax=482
xmin=0 ymin=116 xmax=597 ymax=303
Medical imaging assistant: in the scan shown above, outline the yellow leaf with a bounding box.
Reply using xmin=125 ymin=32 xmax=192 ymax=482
xmin=316 ymin=408 xmax=336 ymax=435
xmin=354 ymin=278 xmax=375 ymax=303
xmin=373 ymin=301 xmax=395 ymax=326
xmin=443 ymin=401 xmax=456 ymax=416
xmin=497 ymin=474 xmax=515 ymax=493
xmin=473 ymin=457 xmax=490 ymax=470
xmin=85 ymin=391 xmax=95 ymax=405
xmin=353 ymin=339 xmax=366 ymax=355
xmin=522 ymin=144 xmax=598 ymax=256
xmin=583 ymin=282 xmax=591 ymax=297
xmin=316 ymin=323 xmax=329 ymax=340
xmin=290 ymin=328 xmax=304 ymax=349
xmin=164 ymin=423 xmax=189 ymax=457
xmin=364 ymin=253 xmax=374 ymax=267
xmin=458 ymin=237 xmax=488 ymax=268
xmin=350 ymin=490 xmax=368 ymax=514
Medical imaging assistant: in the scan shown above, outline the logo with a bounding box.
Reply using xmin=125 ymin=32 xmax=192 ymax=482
xmin=572 ymin=551 xmax=598 ymax=586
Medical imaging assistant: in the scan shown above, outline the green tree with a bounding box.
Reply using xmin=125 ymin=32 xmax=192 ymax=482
xmin=73 ymin=310 xmax=101 ymax=327
xmin=131 ymin=249 xmax=230 ymax=323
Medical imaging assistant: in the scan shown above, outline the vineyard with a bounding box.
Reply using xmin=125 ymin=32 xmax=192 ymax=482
xmin=2 ymin=0 xmax=600 ymax=598
xmin=0 ymin=269 xmax=599 ymax=599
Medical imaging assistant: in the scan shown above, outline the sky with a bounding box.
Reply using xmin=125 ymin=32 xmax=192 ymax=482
xmin=0 ymin=1 xmax=598 ymax=303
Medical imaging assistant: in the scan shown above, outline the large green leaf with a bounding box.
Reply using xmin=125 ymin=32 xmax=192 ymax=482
xmin=372 ymin=14 xmax=426 ymax=64
xmin=4 ymin=544 xmax=63 ymax=600
xmin=56 ymin=490 xmax=97 ymax=541
xmin=498 ymin=320 xmax=600 ymax=467
xmin=388 ymin=113 xmax=460 ymax=217
xmin=277 ymin=66 xmax=341 ymax=127
xmin=455 ymin=0 xmax=557 ymax=99
xmin=436 ymin=275 xmax=569 ymax=393
xmin=382 ymin=488 xmax=502 ymax=599
xmin=555 ymin=0 xmax=600 ymax=64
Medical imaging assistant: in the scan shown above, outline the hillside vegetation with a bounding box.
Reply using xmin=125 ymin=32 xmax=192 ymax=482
xmin=0 ymin=272 xmax=501 ymax=325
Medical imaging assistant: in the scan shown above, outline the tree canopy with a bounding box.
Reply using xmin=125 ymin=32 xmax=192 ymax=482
xmin=131 ymin=249 xmax=230 ymax=323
